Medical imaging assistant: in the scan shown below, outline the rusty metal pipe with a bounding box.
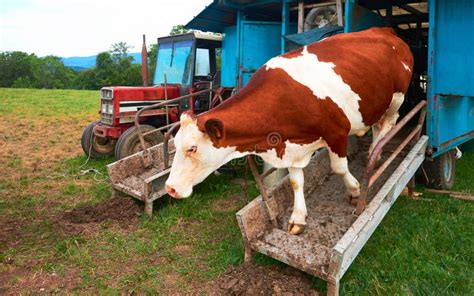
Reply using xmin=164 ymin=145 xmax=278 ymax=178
xmin=247 ymin=156 xmax=278 ymax=228
xmin=261 ymin=167 xmax=277 ymax=179
xmin=134 ymin=88 xmax=213 ymax=154
xmin=368 ymin=124 xmax=422 ymax=187
xmin=163 ymin=123 xmax=181 ymax=168
xmin=142 ymin=122 xmax=176 ymax=137
xmin=366 ymin=100 xmax=427 ymax=178
xmin=355 ymin=100 xmax=427 ymax=215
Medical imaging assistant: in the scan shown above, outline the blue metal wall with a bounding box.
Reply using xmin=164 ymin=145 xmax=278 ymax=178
xmin=241 ymin=21 xmax=282 ymax=85
xmin=427 ymin=0 xmax=474 ymax=156
xmin=221 ymin=26 xmax=238 ymax=87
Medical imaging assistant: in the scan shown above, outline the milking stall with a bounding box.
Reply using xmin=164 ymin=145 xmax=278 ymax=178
xmin=106 ymin=1 xmax=474 ymax=294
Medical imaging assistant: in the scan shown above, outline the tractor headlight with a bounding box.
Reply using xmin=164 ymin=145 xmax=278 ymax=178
xmin=100 ymin=88 xmax=114 ymax=115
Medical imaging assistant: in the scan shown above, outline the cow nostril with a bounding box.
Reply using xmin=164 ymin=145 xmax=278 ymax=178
xmin=166 ymin=185 xmax=177 ymax=197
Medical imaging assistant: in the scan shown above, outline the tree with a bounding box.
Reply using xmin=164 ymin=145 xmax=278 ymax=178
xmin=0 ymin=51 xmax=35 ymax=87
xmin=32 ymin=55 xmax=76 ymax=89
xmin=110 ymin=42 xmax=133 ymax=63
xmin=169 ymin=25 xmax=189 ymax=36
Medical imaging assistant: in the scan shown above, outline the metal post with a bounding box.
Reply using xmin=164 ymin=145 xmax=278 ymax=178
xmin=164 ymin=74 xmax=169 ymax=127
xmin=336 ymin=0 xmax=344 ymax=27
xmin=298 ymin=1 xmax=304 ymax=33
xmin=141 ymin=34 xmax=148 ymax=87
xmin=281 ymin=0 xmax=289 ymax=53
xmin=247 ymin=156 xmax=278 ymax=228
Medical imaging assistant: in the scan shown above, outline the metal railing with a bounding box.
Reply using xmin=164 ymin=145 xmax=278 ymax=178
xmin=133 ymin=86 xmax=226 ymax=167
xmin=355 ymin=100 xmax=427 ymax=214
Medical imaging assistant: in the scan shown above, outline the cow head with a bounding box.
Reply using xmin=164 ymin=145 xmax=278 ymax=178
xmin=165 ymin=113 xmax=240 ymax=198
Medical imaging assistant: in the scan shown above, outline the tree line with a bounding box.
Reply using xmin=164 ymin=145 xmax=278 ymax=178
xmin=0 ymin=25 xmax=194 ymax=90
xmin=0 ymin=42 xmax=146 ymax=90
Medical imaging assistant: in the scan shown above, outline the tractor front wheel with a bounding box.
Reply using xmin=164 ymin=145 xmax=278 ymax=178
xmin=422 ymin=149 xmax=456 ymax=189
xmin=81 ymin=121 xmax=116 ymax=158
xmin=114 ymin=125 xmax=163 ymax=160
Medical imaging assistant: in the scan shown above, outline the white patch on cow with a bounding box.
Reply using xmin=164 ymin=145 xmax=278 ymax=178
xmin=265 ymin=46 xmax=366 ymax=134
xmin=257 ymin=138 xmax=326 ymax=169
xmin=392 ymin=46 xmax=396 ymax=50
xmin=328 ymin=147 xmax=360 ymax=197
xmin=401 ymin=61 xmax=411 ymax=72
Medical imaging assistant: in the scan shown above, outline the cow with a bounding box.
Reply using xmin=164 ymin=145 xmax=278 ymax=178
xmin=165 ymin=28 xmax=413 ymax=235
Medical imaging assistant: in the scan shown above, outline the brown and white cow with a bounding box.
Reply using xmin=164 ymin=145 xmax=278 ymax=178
xmin=165 ymin=28 xmax=413 ymax=235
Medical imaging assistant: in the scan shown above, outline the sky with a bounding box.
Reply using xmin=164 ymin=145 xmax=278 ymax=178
xmin=0 ymin=0 xmax=211 ymax=57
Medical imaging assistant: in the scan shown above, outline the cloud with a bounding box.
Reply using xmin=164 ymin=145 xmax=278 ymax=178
xmin=0 ymin=0 xmax=210 ymax=56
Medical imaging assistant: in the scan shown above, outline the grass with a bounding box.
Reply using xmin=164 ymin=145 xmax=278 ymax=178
xmin=0 ymin=87 xmax=473 ymax=294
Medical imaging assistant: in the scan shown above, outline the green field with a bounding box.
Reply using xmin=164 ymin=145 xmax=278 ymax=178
xmin=0 ymin=88 xmax=473 ymax=294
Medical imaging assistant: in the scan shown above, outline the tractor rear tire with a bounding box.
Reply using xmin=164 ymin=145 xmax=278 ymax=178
xmin=422 ymin=149 xmax=456 ymax=189
xmin=114 ymin=125 xmax=163 ymax=160
xmin=81 ymin=121 xmax=116 ymax=158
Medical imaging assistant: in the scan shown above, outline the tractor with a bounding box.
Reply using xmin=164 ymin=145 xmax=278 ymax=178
xmin=81 ymin=32 xmax=229 ymax=159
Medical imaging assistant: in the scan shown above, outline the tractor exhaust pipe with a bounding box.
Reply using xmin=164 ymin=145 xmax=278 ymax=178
xmin=141 ymin=34 xmax=149 ymax=86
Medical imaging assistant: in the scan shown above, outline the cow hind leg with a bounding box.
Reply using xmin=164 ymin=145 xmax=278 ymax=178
xmin=369 ymin=92 xmax=405 ymax=157
xmin=328 ymin=149 xmax=361 ymax=200
xmin=287 ymin=167 xmax=307 ymax=235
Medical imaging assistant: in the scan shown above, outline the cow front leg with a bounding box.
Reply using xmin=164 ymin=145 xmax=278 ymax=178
xmin=287 ymin=167 xmax=307 ymax=235
xmin=328 ymin=150 xmax=360 ymax=201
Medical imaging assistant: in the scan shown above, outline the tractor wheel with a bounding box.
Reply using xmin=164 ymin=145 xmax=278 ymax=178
xmin=81 ymin=121 xmax=116 ymax=158
xmin=114 ymin=125 xmax=163 ymax=160
xmin=422 ymin=149 xmax=456 ymax=189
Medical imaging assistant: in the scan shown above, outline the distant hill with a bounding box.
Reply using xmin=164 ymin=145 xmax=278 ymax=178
xmin=62 ymin=52 xmax=142 ymax=70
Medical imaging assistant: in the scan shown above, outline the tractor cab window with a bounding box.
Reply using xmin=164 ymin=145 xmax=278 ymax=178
xmin=195 ymin=48 xmax=210 ymax=77
xmin=154 ymin=40 xmax=194 ymax=87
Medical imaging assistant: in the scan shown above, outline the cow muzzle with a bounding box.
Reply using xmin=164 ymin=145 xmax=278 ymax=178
xmin=166 ymin=185 xmax=180 ymax=199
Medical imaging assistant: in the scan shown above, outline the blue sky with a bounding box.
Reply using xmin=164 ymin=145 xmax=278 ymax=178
xmin=0 ymin=0 xmax=210 ymax=57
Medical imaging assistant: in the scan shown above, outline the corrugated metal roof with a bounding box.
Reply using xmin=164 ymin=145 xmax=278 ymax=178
xmin=186 ymin=1 xmax=237 ymax=33
xmin=185 ymin=0 xmax=287 ymax=33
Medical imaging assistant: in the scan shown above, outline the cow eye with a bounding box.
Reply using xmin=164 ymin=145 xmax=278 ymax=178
xmin=186 ymin=145 xmax=197 ymax=155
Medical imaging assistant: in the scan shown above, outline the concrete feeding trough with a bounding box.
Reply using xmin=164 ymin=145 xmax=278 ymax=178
xmin=107 ymin=139 xmax=176 ymax=216
xmin=236 ymin=135 xmax=428 ymax=295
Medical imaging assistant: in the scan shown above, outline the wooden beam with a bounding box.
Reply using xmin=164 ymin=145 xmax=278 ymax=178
xmin=298 ymin=1 xmax=304 ymax=33
xmin=398 ymin=4 xmax=423 ymax=15
xmin=336 ymin=0 xmax=343 ymax=27
xmin=290 ymin=1 xmax=337 ymax=11
xmin=425 ymin=189 xmax=474 ymax=202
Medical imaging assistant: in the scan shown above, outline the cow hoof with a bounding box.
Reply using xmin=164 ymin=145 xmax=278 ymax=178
xmin=349 ymin=195 xmax=358 ymax=206
xmin=287 ymin=221 xmax=306 ymax=235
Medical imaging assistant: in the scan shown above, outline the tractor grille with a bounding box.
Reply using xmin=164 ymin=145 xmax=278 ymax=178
xmin=100 ymin=87 xmax=114 ymax=125
xmin=100 ymin=113 xmax=113 ymax=125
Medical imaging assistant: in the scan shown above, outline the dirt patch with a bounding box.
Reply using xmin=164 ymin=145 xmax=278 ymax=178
xmin=212 ymin=194 xmax=248 ymax=212
xmin=0 ymin=217 xmax=29 ymax=253
xmin=61 ymin=197 xmax=142 ymax=235
xmin=0 ymin=117 xmax=92 ymax=183
xmin=0 ymin=265 xmax=81 ymax=295
xmin=209 ymin=263 xmax=319 ymax=295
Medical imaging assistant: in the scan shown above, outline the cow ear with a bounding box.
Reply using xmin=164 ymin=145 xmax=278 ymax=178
xmin=204 ymin=118 xmax=224 ymax=143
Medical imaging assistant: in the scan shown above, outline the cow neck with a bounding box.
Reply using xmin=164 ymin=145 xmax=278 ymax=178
xmin=196 ymin=79 xmax=285 ymax=154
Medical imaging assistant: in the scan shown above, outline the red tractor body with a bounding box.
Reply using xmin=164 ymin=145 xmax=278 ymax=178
xmin=93 ymin=86 xmax=181 ymax=139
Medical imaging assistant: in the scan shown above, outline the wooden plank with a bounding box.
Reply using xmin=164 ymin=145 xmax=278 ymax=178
xmin=290 ymin=2 xmax=337 ymax=11
xmin=336 ymin=0 xmax=343 ymax=26
xmin=298 ymin=1 xmax=304 ymax=33
xmin=332 ymin=136 xmax=428 ymax=280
